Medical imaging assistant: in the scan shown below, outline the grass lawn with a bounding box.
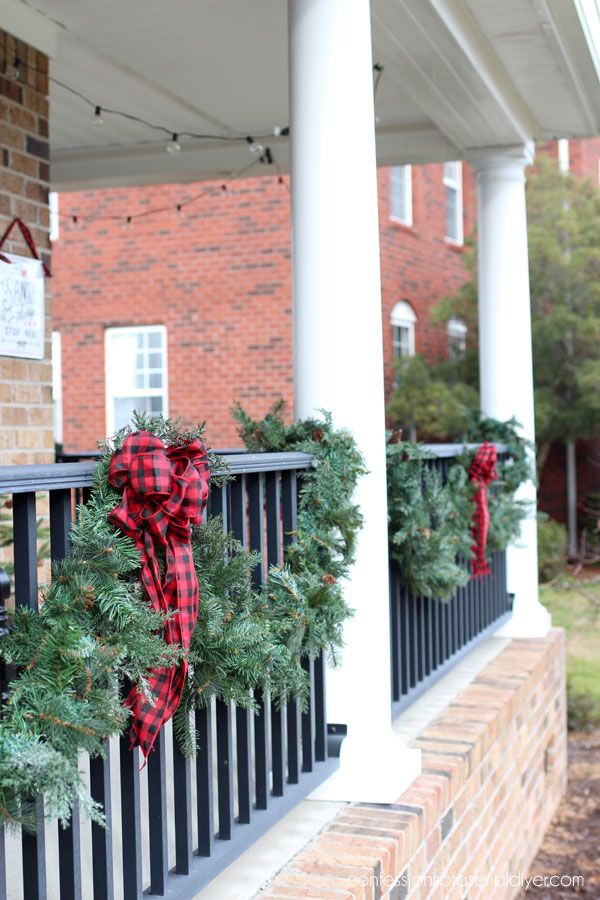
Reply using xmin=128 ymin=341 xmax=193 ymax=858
xmin=541 ymin=577 xmax=600 ymax=722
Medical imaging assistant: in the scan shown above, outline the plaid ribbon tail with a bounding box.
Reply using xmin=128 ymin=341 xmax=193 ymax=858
xmin=469 ymin=442 xmax=498 ymax=578
xmin=108 ymin=431 xmax=209 ymax=757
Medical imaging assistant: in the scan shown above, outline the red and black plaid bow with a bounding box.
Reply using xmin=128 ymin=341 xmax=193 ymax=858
xmin=469 ymin=442 xmax=497 ymax=577
xmin=108 ymin=431 xmax=210 ymax=756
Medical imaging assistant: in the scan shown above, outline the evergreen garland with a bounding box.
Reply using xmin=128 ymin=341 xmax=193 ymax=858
xmin=0 ymin=411 xmax=331 ymax=830
xmin=232 ymin=400 xmax=366 ymax=663
xmin=387 ymin=442 xmax=472 ymax=599
xmin=387 ymin=418 xmax=531 ymax=600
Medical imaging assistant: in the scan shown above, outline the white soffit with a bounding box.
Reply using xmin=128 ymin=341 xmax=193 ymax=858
xmin=11 ymin=0 xmax=600 ymax=189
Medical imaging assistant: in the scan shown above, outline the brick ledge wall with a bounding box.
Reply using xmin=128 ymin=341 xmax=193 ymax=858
xmin=261 ymin=629 xmax=566 ymax=900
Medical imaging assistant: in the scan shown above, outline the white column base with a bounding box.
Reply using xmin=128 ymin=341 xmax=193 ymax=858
xmin=495 ymin=603 xmax=552 ymax=639
xmin=308 ymin=732 xmax=422 ymax=803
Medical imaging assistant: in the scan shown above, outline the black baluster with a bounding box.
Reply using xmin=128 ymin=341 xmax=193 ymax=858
xmin=248 ymin=473 xmax=266 ymax=588
xmin=236 ymin=706 xmax=252 ymax=824
xmin=147 ymin=728 xmax=168 ymax=893
xmin=254 ymin=691 xmax=269 ymax=808
xmin=216 ymin=700 xmax=234 ymax=840
xmin=90 ymin=746 xmax=114 ymax=900
xmin=271 ymin=700 xmax=285 ymax=796
xmin=287 ymin=698 xmax=302 ymax=784
xmin=173 ymin=735 xmax=193 ymax=875
xmin=314 ymin=653 xmax=327 ymax=762
xmin=301 ymin=657 xmax=315 ymax=772
xmin=119 ymin=737 xmax=143 ymax=899
xmin=265 ymin=471 xmax=282 ymax=567
xmin=196 ymin=704 xmax=214 ymax=857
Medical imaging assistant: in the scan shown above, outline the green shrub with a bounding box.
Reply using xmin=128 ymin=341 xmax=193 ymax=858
xmin=567 ymin=678 xmax=600 ymax=732
xmin=537 ymin=513 xmax=567 ymax=582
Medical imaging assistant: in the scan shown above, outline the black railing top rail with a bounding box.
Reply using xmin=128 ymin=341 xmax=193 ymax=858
xmin=0 ymin=451 xmax=314 ymax=494
xmin=416 ymin=442 xmax=508 ymax=457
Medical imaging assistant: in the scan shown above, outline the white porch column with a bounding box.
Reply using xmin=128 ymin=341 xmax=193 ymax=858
xmin=470 ymin=146 xmax=551 ymax=638
xmin=288 ymin=0 xmax=421 ymax=801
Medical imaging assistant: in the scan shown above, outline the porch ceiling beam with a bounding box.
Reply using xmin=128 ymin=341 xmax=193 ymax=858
xmin=2 ymin=0 xmax=60 ymax=58
xmin=50 ymin=124 xmax=462 ymax=191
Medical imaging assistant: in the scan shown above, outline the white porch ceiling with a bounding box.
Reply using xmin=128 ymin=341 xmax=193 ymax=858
xmin=8 ymin=0 xmax=600 ymax=190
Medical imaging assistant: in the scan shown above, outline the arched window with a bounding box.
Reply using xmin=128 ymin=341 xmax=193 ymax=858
xmin=391 ymin=301 xmax=416 ymax=359
xmin=447 ymin=318 xmax=467 ymax=359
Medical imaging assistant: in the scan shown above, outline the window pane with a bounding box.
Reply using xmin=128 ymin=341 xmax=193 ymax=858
xmin=446 ymin=186 xmax=458 ymax=241
xmin=390 ymin=166 xmax=410 ymax=222
xmin=137 ymin=333 xmax=145 ymax=349
xmin=444 ymin=160 xmax=459 ymax=182
xmin=393 ymin=324 xmax=412 ymax=358
xmin=113 ymin=395 xmax=163 ymax=430
xmin=149 ymin=373 xmax=162 ymax=388
xmin=135 ymin=373 xmax=145 ymax=389
xmin=109 ymin=333 xmax=138 ymax=391
xmin=148 ymin=331 xmax=162 ymax=348
xmin=148 ymin=352 xmax=162 ymax=369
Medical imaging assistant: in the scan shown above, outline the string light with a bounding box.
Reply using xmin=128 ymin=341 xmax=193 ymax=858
xmin=2 ymin=35 xmax=292 ymax=154
xmin=90 ymin=105 xmax=103 ymax=127
xmin=57 ymin=155 xmax=288 ymax=227
xmin=166 ymin=133 xmax=182 ymax=155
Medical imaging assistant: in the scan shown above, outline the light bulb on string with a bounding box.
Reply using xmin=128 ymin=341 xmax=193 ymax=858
xmin=90 ymin=106 xmax=103 ymax=127
xmin=167 ymin=133 xmax=181 ymax=155
xmin=246 ymin=135 xmax=264 ymax=155
xmin=5 ymin=58 xmax=20 ymax=82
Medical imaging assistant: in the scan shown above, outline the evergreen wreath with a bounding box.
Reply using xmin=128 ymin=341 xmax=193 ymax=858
xmin=0 ymin=410 xmax=353 ymax=830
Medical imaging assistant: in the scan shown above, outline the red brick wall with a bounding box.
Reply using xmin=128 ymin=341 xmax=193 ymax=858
xmin=0 ymin=30 xmax=53 ymax=465
xmin=264 ymin=632 xmax=566 ymax=900
xmin=53 ymin=177 xmax=293 ymax=448
xmin=52 ymin=163 xmax=476 ymax=449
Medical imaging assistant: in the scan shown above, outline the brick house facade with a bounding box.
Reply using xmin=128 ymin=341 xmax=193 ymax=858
xmin=52 ymin=162 xmax=478 ymax=448
xmin=51 ymin=140 xmax=600 ymax=524
xmin=0 ymin=29 xmax=54 ymax=466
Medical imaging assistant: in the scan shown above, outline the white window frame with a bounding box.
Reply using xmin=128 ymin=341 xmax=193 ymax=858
xmin=447 ymin=318 xmax=467 ymax=359
xmin=390 ymin=165 xmax=413 ymax=226
xmin=105 ymin=324 xmax=168 ymax=436
xmin=51 ymin=330 xmax=62 ymax=446
xmin=391 ymin=300 xmax=417 ymax=359
xmin=443 ymin=161 xmax=463 ymax=245
xmin=49 ymin=192 xmax=59 ymax=242
xmin=557 ymin=139 xmax=570 ymax=174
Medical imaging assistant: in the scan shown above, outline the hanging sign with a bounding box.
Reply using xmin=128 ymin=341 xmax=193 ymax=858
xmin=0 ymin=253 xmax=45 ymax=360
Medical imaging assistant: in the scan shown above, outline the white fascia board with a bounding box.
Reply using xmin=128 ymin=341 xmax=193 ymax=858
xmin=574 ymin=0 xmax=600 ymax=79
xmin=428 ymin=0 xmax=537 ymax=145
xmin=541 ymin=0 xmax=600 ymax=132
xmin=2 ymin=0 xmax=60 ymax=58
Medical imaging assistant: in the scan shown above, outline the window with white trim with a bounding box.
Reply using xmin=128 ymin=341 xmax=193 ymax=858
xmin=391 ymin=301 xmax=417 ymax=359
xmin=443 ymin=161 xmax=463 ymax=244
xmin=557 ymin=139 xmax=570 ymax=174
xmin=49 ymin=192 xmax=59 ymax=242
xmin=51 ymin=331 xmax=62 ymax=446
xmin=105 ymin=325 xmax=168 ymax=434
xmin=447 ymin=318 xmax=467 ymax=360
xmin=390 ymin=165 xmax=412 ymax=225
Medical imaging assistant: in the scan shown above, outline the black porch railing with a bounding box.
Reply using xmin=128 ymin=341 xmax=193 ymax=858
xmin=0 ymin=452 xmax=337 ymax=900
xmin=389 ymin=444 xmax=514 ymax=718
